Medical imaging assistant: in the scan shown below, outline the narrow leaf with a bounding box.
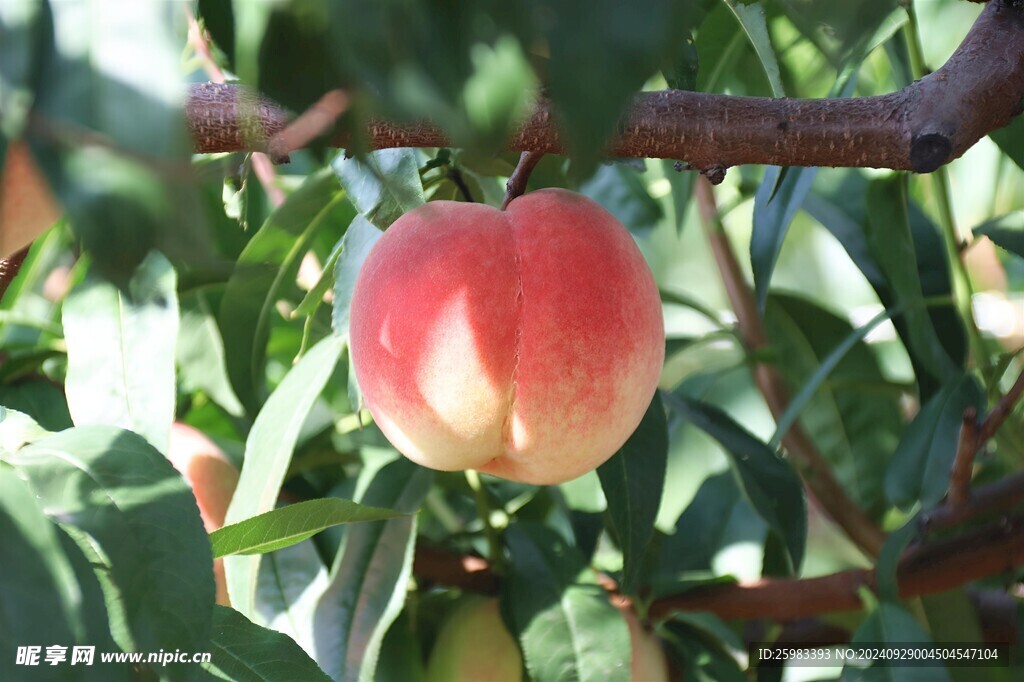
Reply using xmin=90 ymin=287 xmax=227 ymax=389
xmin=662 ymin=391 xmax=807 ymax=572
xmin=212 ymin=498 xmax=404 ymax=558
xmin=313 ymin=458 xmax=432 ymax=682
xmin=224 ymin=334 xmax=346 ymax=619
xmin=597 ymin=393 xmax=668 ymax=594
xmin=973 ymin=210 xmax=1024 ymax=260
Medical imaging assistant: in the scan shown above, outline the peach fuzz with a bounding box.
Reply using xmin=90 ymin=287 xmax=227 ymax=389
xmin=167 ymin=423 xmax=240 ymax=606
xmin=349 ymin=188 xmax=664 ymax=484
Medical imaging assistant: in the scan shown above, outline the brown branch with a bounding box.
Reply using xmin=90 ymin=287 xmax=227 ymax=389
xmin=414 ymin=512 xmax=1024 ymax=622
xmin=924 ymin=470 xmax=1024 ymax=530
xmin=184 ymin=1 xmax=1024 ymax=172
xmin=949 ymin=407 xmax=980 ymax=507
xmin=696 ymin=177 xmax=886 ymax=558
xmin=501 ymin=151 xmax=544 ymax=209
xmin=977 ymin=366 xmax=1024 ymax=447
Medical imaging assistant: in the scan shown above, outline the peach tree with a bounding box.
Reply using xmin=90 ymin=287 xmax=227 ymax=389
xmin=2 ymin=1 xmax=1024 ymax=681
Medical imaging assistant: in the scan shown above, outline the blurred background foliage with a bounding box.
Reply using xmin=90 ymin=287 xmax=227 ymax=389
xmin=2 ymin=0 xmax=1024 ymax=680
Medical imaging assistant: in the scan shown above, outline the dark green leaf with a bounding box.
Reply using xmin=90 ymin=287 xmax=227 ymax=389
xmin=313 ymin=458 xmax=432 ymax=682
xmin=503 ymin=523 xmax=632 ymax=682
xmin=864 ymin=175 xmax=960 ymax=386
xmin=0 ymin=381 xmax=72 ymax=432
xmin=579 ymin=163 xmax=663 ymax=234
xmin=885 ymin=373 xmax=984 ymax=510
xmin=204 ymin=605 xmax=332 ymax=682
xmin=62 ymin=251 xmax=178 ymax=452
xmin=212 ymin=498 xmax=405 ymax=557
xmin=219 ymin=169 xmax=349 ymax=413
xmin=751 ymin=165 xmax=820 ymax=310
xmin=6 ymin=426 xmax=215 ymax=667
xmin=662 ymin=391 xmax=806 ymax=572
xmin=990 ymin=115 xmax=1024 ymax=173
xmin=597 ymin=393 xmax=668 ymax=594
xmin=332 ymin=149 xmax=425 ymax=229
xmin=725 ymin=0 xmax=784 ymax=97
xmin=764 ymin=295 xmax=902 ymax=518
xmin=0 ymin=0 xmax=45 ymax=133
xmin=973 ymin=211 xmax=1024 ymax=260
xmin=224 ymin=334 xmax=345 ymax=618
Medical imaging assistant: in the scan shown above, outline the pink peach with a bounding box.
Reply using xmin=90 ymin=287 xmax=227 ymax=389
xmin=349 ymin=188 xmax=663 ymax=484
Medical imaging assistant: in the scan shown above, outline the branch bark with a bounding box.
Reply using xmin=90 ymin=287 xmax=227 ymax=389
xmin=184 ymin=0 xmax=1024 ymax=172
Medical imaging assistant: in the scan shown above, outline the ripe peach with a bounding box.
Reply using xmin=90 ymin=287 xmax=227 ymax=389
xmin=1 ymin=141 xmax=61 ymax=258
xmin=618 ymin=603 xmax=670 ymax=682
xmin=167 ymin=422 xmax=240 ymax=606
xmin=349 ymin=188 xmax=664 ymax=484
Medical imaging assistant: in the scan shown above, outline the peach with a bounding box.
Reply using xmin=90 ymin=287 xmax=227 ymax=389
xmin=167 ymin=422 xmax=240 ymax=606
xmin=349 ymin=188 xmax=664 ymax=484
xmin=1 ymin=141 xmax=61 ymax=258
xmin=426 ymin=597 xmax=670 ymax=682
xmin=426 ymin=598 xmax=522 ymax=682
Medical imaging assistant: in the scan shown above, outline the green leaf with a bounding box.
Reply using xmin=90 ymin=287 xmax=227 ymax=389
xmin=597 ymin=393 xmax=668 ymax=595
xmin=204 ymin=605 xmax=332 ymax=682
xmin=224 ymin=333 xmax=345 ymax=618
xmin=177 ymin=292 xmax=245 ymax=417
xmin=751 ymin=165 xmax=819 ymax=310
xmin=212 ymin=498 xmax=405 ymax=557
xmin=579 ymin=163 xmax=663 ymax=234
xmin=840 ymin=602 xmax=951 ymax=682
xmin=662 ymin=391 xmax=807 ymax=572
xmin=885 ymin=372 xmax=984 ymax=510
xmin=724 ymin=0 xmax=785 ymax=98
xmin=0 ymin=466 xmax=81 ymax=681
xmin=973 ymin=211 xmax=1024 ymax=260
xmin=503 ymin=523 xmax=632 ymax=682
xmin=219 ymin=169 xmax=349 ymax=414
xmin=0 ymin=381 xmax=72 ymax=432
xmin=313 ymin=458 xmax=432 ymax=682
xmin=663 ymin=620 xmax=747 ymax=682
xmin=539 ymin=0 xmax=674 ymax=166
xmin=865 ymin=175 xmax=960 ymax=387
xmin=764 ymin=295 xmax=902 ymax=518
xmin=331 ymin=215 xmax=383 ymax=338
xmin=0 ymin=406 xmax=49 ymax=453
xmin=5 ymin=426 xmax=215 ymax=665
xmin=462 ymin=35 xmax=537 ymax=150
xmin=990 ymin=115 xmax=1024 ymax=173
xmin=332 ymin=149 xmax=425 ymax=229
xmin=62 ymin=251 xmax=178 ymax=452
xmin=255 ymin=540 xmax=329 ymax=658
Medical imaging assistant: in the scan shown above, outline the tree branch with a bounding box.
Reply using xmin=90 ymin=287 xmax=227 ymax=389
xmin=414 ymin=512 xmax=1024 ymax=622
xmin=184 ymin=0 xmax=1024 ymax=172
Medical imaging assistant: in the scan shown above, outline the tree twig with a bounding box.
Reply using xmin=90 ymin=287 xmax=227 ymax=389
xmin=949 ymin=407 xmax=980 ymax=507
xmin=184 ymin=1 xmax=1024 ymax=172
xmin=923 ymin=469 xmax=1024 ymax=531
xmin=695 ymin=177 xmax=886 ymax=558
xmin=500 ymin=151 xmax=544 ymax=209
xmin=977 ymin=366 xmax=1024 ymax=447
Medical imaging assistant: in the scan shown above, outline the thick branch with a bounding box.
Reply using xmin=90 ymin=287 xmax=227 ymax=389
xmin=415 ymin=512 xmax=1024 ymax=622
xmin=185 ymin=0 xmax=1024 ymax=172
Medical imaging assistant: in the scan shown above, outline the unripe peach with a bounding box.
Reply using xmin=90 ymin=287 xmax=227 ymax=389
xmin=426 ymin=598 xmax=522 ymax=682
xmin=427 ymin=597 xmax=670 ymax=682
xmin=350 ymin=188 xmax=664 ymax=484
xmin=167 ymin=423 xmax=240 ymax=606
xmin=1 ymin=141 xmax=61 ymax=258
